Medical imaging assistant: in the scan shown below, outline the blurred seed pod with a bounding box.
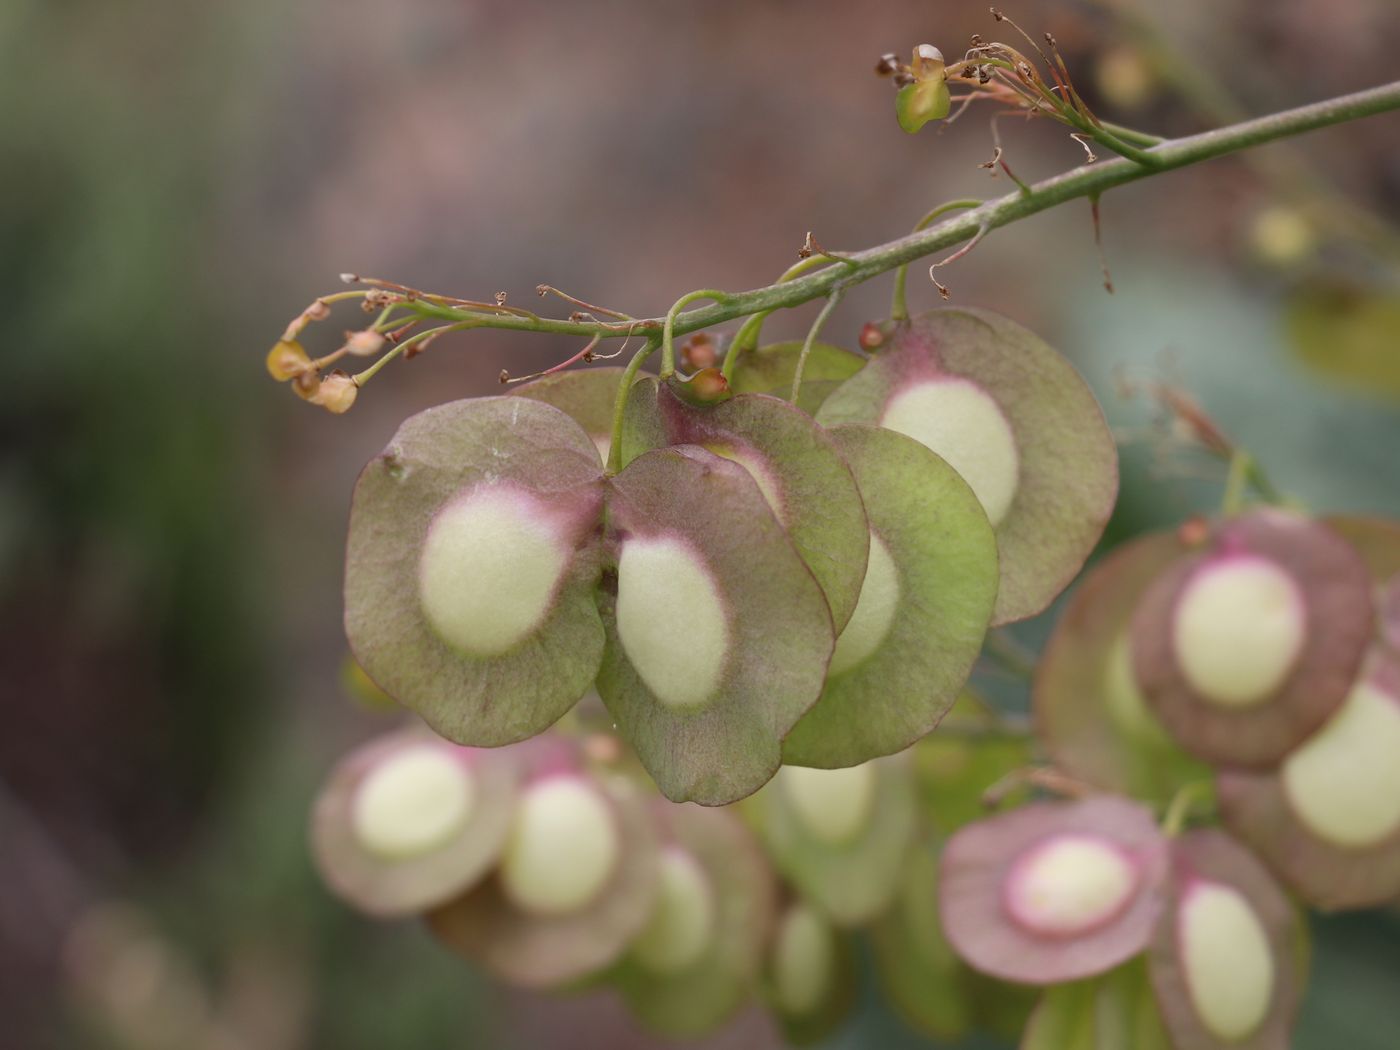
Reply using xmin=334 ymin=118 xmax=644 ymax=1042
xmin=761 ymin=899 xmax=857 ymax=1045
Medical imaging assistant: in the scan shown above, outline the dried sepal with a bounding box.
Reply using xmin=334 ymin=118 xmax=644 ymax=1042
xmin=782 ymin=424 xmax=998 ymax=767
xmin=1131 ymin=510 xmax=1373 ymax=767
xmin=755 ymin=756 xmax=917 ymax=926
xmin=596 ymin=445 xmax=834 ymax=805
xmin=310 ymin=727 xmax=519 ymax=917
xmin=611 ymin=801 xmax=777 ymax=1038
xmin=818 ymin=308 xmax=1117 ymax=624
xmin=427 ymin=750 xmax=659 ymax=989
xmin=939 ymin=795 xmax=1167 ymax=984
xmin=1034 ymin=530 xmax=1210 ymax=803
xmin=344 ymin=397 xmax=607 ymax=747
xmin=1148 ymin=829 xmax=1303 ymax=1050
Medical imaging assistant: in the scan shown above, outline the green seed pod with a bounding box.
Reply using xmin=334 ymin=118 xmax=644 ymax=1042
xmin=344 ymin=398 xmax=607 ymax=747
xmin=818 ymin=308 xmax=1117 ymax=624
xmin=727 ymin=340 xmax=866 ymax=415
xmin=762 ymin=900 xmax=857 ymax=1045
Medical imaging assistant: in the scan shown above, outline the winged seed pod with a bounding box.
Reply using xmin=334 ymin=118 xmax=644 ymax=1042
xmin=726 ymin=340 xmax=865 ymax=415
xmin=1130 ymin=510 xmax=1373 ymax=767
xmin=611 ymin=800 xmax=777 ymax=1038
xmin=427 ymin=738 xmax=659 ymax=989
xmin=939 ymin=795 xmax=1168 ymax=984
xmin=1034 ymin=530 xmax=1210 ymax=804
xmin=817 ymin=307 xmax=1118 ymax=624
xmin=762 ymin=900 xmax=857 ymax=1045
xmin=1148 ymin=829 xmax=1304 ymax=1050
xmin=513 ymin=365 xmax=641 ymax=468
xmin=596 ymin=444 xmax=835 ymax=805
xmin=343 ymin=397 xmax=608 ymax=747
xmin=310 ymin=727 xmax=518 ymax=917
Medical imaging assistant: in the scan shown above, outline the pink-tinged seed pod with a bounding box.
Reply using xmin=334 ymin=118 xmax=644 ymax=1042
xmin=757 ymin=755 xmax=918 ymax=927
xmin=1217 ymin=647 xmax=1400 ymax=911
xmin=427 ymin=739 xmax=659 ymax=989
xmin=344 ymin=398 xmax=608 ymax=748
xmin=1034 ymin=530 xmax=1210 ymax=805
xmin=596 ymin=444 xmax=836 ymax=805
xmin=513 ymin=365 xmax=642 ymax=469
xmin=612 ymin=800 xmax=777 ymax=1038
xmin=1149 ymin=829 xmax=1303 ymax=1050
xmin=939 ymin=796 xmax=1168 ymax=984
xmin=1131 ymin=510 xmax=1373 ymax=767
xmin=817 ymin=308 xmax=1118 ymax=625
xmin=309 ymin=728 xmax=518 ymax=917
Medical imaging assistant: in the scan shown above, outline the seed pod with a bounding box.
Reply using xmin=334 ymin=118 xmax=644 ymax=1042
xmin=624 ymin=379 xmax=871 ymax=633
xmin=428 ymin=741 xmax=659 ymax=989
xmin=596 ymin=445 xmax=835 ymax=805
xmin=611 ymin=801 xmax=777 ymax=1037
xmin=818 ymin=308 xmax=1117 ymax=624
xmin=762 ymin=900 xmax=857 ymax=1045
xmin=1217 ymin=647 xmax=1400 ymax=910
xmin=513 ymin=365 xmax=643 ymax=468
xmin=1131 ymin=510 xmax=1373 ymax=767
xmin=782 ymin=425 xmax=997 ymax=767
xmin=726 ymin=340 xmax=866 ymax=415
xmin=1035 ymin=530 xmax=1210 ymax=804
xmin=310 ymin=727 xmax=518 ymax=916
xmin=1148 ymin=829 xmax=1303 ymax=1050
xmin=939 ymin=796 xmax=1168 ymax=984
xmin=755 ymin=755 xmax=917 ymax=925
xmin=910 ymin=693 xmax=1032 ymax=836
xmin=870 ymin=841 xmax=974 ymax=1041
xmin=344 ymin=398 xmax=607 ymax=747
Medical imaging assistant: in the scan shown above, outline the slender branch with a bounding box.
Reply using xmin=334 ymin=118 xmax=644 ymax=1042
xmin=384 ymin=82 xmax=1399 ymax=347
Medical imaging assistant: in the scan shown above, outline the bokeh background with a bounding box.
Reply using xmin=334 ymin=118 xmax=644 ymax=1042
xmin=3 ymin=0 xmax=1398 ymax=1047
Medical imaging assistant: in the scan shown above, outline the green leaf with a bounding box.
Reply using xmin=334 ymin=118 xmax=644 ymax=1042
xmin=818 ymin=308 xmax=1118 ymax=624
xmin=727 ymin=340 xmax=866 ymax=415
xmin=781 ymin=424 xmax=997 ymax=767
xmin=344 ymin=397 xmax=607 ymax=746
xmin=596 ymin=445 xmax=835 ymax=805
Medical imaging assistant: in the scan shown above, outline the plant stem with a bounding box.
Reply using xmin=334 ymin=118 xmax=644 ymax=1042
xmin=661 ymin=290 xmax=728 ymax=377
xmin=392 ymin=81 xmax=1400 ymax=342
xmin=604 ymin=337 xmax=661 ymax=476
xmin=890 ymin=198 xmax=983 ymax=321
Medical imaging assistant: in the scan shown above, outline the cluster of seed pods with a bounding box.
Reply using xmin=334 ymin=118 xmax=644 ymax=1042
xmin=342 ymin=307 xmax=1117 ymax=806
xmin=312 ymin=722 xmax=1020 ymax=1039
xmin=926 ymin=508 xmax=1400 ymax=1048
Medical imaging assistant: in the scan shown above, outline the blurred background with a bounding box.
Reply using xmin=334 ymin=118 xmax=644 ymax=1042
xmin=2 ymin=0 xmax=1398 ymax=1047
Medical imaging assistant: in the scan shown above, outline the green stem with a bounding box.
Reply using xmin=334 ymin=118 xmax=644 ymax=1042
xmin=891 ymin=198 xmax=983 ymax=321
xmin=351 ymin=322 xmax=476 ymax=385
xmin=790 ymin=291 xmax=844 ymax=405
xmin=722 ymin=255 xmax=836 ymax=380
xmin=1221 ymin=449 xmax=1251 ymax=516
xmin=661 ymin=289 xmax=728 ymax=377
xmin=1162 ymin=780 xmax=1213 ymax=836
xmin=387 ymin=81 xmax=1400 ymax=344
xmin=604 ymin=337 xmax=661 ymax=476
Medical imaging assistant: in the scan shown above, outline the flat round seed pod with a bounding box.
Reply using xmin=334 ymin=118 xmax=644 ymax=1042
xmin=310 ymin=727 xmax=519 ymax=917
xmin=612 ymin=801 xmax=777 ymax=1038
xmin=781 ymin=424 xmax=998 ymax=767
xmin=1325 ymin=514 xmax=1400 ymax=651
xmin=939 ymin=795 xmax=1167 ymax=984
xmin=1131 ymin=510 xmax=1373 ymax=768
xmin=1149 ymin=829 xmax=1302 ymax=1050
xmin=345 ymin=397 xmax=607 ymax=747
xmin=870 ymin=841 xmax=974 ymax=1042
xmin=816 ymin=308 xmax=1117 ymax=625
xmin=727 ymin=340 xmax=866 ymax=415
xmin=427 ymin=747 xmax=659 ymax=989
xmin=597 ymin=445 xmax=835 ymax=805
xmin=755 ymin=756 xmax=917 ymax=925
xmin=762 ymin=900 xmax=857 ymax=1046
xmin=513 ymin=365 xmax=639 ymax=467
xmin=1034 ymin=531 xmax=1211 ymax=804
xmin=1217 ymin=649 xmax=1400 ymax=910
xmin=627 ymin=380 xmax=871 ymax=633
